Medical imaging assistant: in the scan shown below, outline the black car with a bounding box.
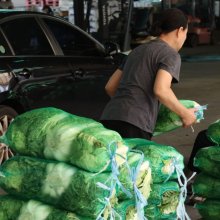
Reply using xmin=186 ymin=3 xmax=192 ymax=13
xmin=0 ymin=10 xmax=123 ymax=161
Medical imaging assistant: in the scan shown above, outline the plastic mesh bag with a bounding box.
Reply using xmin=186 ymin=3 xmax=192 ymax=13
xmin=114 ymin=200 xmax=137 ymax=220
xmin=206 ymin=119 xmax=220 ymax=145
xmin=118 ymin=151 xmax=152 ymax=201
xmin=114 ymin=181 xmax=180 ymax=220
xmin=195 ymin=199 xmax=220 ymax=220
xmin=145 ymin=205 xmax=177 ymax=220
xmin=0 ymin=195 xmax=88 ymax=220
xmin=0 ymin=107 xmax=128 ymax=173
xmin=124 ymin=138 xmax=184 ymax=183
xmin=192 ymin=172 xmax=220 ymax=199
xmin=194 ymin=146 xmax=220 ymax=178
xmin=0 ymin=156 xmax=118 ymax=218
xmin=123 ymin=138 xmax=153 ymax=151
xmin=145 ymin=181 xmax=180 ymax=219
xmin=153 ymin=100 xmax=206 ymax=136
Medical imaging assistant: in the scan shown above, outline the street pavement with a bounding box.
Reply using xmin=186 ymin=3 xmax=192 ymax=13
xmin=153 ymin=43 xmax=220 ymax=219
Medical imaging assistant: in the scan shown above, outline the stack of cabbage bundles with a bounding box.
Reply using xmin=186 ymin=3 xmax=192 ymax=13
xmin=192 ymin=119 xmax=220 ymax=220
xmin=123 ymin=98 xmax=206 ymax=219
xmin=0 ymin=99 xmax=205 ymax=219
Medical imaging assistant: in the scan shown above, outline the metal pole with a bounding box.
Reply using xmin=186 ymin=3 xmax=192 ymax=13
xmin=98 ymin=0 xmax=109 ymax=42
xmin=74 ymin=0 xmax=86 ymax=30
xmin=85 ymin=0 xmax=92 ymax=33
xmin=209 ymin=0 xmax=216 ymax=29
xmin=123 ymin=0 xmax=133 ymax=51
xmin=192 ymin=0 xmax=196 ymax=17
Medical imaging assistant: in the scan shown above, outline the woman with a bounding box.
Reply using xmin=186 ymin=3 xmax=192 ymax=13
xmin=100 ymin=8 xmax=197 ymax=140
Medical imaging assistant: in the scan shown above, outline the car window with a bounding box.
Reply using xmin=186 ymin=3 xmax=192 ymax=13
xmin=0 ymin=31 xmax=12 ymax=56
xmin=1 ymin=17 xmax=53 ymax=55
xmin=43 ymin=18 xmax=103 ymax=56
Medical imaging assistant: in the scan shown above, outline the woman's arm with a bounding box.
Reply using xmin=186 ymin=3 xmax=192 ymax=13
xmin=105 ymin=68 xmax=123 ymax=98
xmin=154 ymin=69 xmax=197 ymax=128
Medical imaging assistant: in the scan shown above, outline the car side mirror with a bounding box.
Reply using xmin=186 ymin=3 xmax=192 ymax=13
xmin=104 ymin=42 xmax=121 ymax=55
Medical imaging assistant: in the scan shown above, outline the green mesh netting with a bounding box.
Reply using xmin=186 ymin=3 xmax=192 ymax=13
xmin=192 ymin=172 xmax=220 ymax=199
xmin=206 ymin=119 xmax=220 ymax=146
xmin=0 ymin=195 xmax=89 ymax=220
xmin=148 ymin=181 xmax=180 ymax=205
xmin=145 ymin=205 xmax=177 ymax=220
xmin=123 ymin=138 xmax=155 ymax=151
xmin=0 ymin=107 xmax=128 ymax=173
xmin=124 ymin=138 xmax=184 ymax=183
xmin=114 ymin=182 xmax=179 ymax=220
xmin=114 ymin=200 xmax=136 ymax=220
xmin=194 ymin=146 xmax=220 ymax=178
xmin=0 ymin=156 xmax=118 ymax=218
xmin=145 ymin=181 xmax=180 ymax=219
xmin=195 ymin=199 xmax=220 ymax=220
xmin=118 ymin=151 xmax=152 ymax=201
xmin=5 ymin=107 xmax=99 ymax=152
xmin=153 ymin=100 xmax=204 ymax=136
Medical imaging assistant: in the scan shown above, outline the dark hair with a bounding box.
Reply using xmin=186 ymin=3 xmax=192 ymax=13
xmin=150 ymin=8 xmax=188 ymax=36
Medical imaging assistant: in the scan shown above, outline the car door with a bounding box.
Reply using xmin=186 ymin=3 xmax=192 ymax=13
xmin=42 ymin=16 xmax=118 ymax=120
xmin=1 ymin=14 xmax=117 ymax=120
xmin=0 ymin=29 xmax=15 ymax=97
xmin=0 ymin=14 xmax=75 ymax=113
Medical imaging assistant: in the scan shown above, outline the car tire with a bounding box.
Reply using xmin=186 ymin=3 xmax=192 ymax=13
xmin=0 ymin=105 xmax=18 ymax=164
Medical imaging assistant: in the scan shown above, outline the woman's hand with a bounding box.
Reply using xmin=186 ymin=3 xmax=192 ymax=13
xmin=154 ymin=69 xmax=197 ymax=129
xmin=181 ymin=108 xmax=197 ymax=128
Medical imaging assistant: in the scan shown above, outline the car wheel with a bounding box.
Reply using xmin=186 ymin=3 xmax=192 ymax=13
xmin=0 ymin=105 xmax=18 ymax=164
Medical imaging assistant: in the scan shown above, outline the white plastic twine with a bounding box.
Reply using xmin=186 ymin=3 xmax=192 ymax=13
xmin=131 ymin=167 xmax=148 ymax=220
xmin=195 ymin=105 xmax=208 ymax=122
xmin=109 ymin=142 xmax=133 ymax=198
xmin=191 ymin=104 xmax=208 ymax=133
xmin=96 ymin=143 xmax=149 ymax=220
xmin=129 ymin=149 xmax=148 ymax=220
xmin=170 ymin=158 xmax=197 ymax=220
xmin=190 ymin=126 xmax=195 ymax=133
xmin=96 ymin=141 xmax=132 ymax=220
xmin=96 ymin=183 xmax=122 ymax=220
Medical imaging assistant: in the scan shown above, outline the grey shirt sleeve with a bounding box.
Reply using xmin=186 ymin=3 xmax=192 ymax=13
xmin=158 ymin=52 xmax=181 ymax=83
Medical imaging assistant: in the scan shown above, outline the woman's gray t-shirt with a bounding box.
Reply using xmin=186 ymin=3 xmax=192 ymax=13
xmin=101 ymin=39 xmax=181 ymax=133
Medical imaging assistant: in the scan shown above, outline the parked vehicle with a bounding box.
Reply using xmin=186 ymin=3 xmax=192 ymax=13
xmin=185 ymin=15 xmax=214 ymax=47
xmin=0 ymin=10 xmax=122 ymax=162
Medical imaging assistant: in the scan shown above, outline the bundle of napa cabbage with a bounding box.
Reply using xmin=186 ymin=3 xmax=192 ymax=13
xmin=118 ymin=151 xmax=152 ymax=200
xmin=145 ymin=181 xmax=180 ymax=219
xmin=123 ymin=138 xmax=155 ymax=151
xmin=124 ymin=138 xmax=184 ymax=183
xmin=114 ymin=182 xmax=180 ymax=220
xmin=195 ymin=199 xmax=220 ymax=220
xmin=0 ymin=156 xmax=118 ymax=218
xmin=114 ymin=200 xmax=137 ymax=220
xmin=193 ymin=146 xmax=220 ymax=178
xmin=192 ymin=173 xmax=220 ymax=199
xmin=206 ymin=119 xmax=220 ymax=145
xmin=0 ymin=195 xmax=89 ymax=220
xmin=153 ymin=100 xmax=206 ymax=136
xmin=0 ymin=107 xmax=128 ymax=173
